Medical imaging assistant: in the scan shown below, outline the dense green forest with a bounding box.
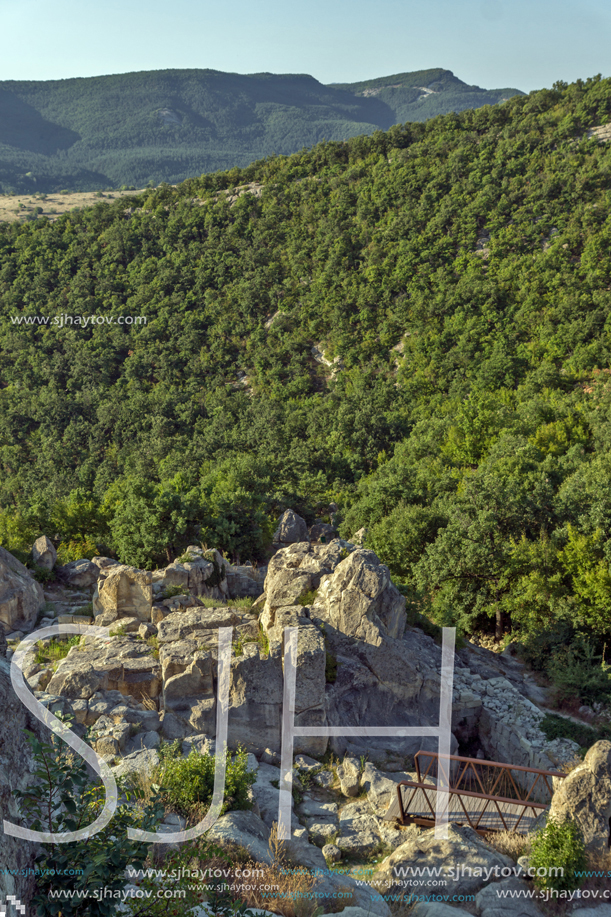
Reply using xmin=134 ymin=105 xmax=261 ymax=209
xmin=0 ymin=67 xmax=522 ymax=193
xmin=2 ymin=73 xmax=611 ymax=700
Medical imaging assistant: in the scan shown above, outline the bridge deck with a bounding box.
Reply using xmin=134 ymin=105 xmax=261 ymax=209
xmin=383 ymin=781 xmax=546 ymax=834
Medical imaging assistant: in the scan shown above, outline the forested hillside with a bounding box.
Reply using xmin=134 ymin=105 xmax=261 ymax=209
xmin=0 ymin=67 xmax=521 ymax=193
xmin=2 ymin=74 xmax=611 ymax=698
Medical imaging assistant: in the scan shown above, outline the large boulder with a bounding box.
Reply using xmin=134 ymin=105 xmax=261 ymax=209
xmin=273 ymin=509 xmax=309 ymax=545
xmin=227 ymin=644 xmax=284 ymax=754
xmin=316 ymin=548 xmax=406 ymax=645
xmin=56 ymin=558 xmax=99 ymax=588
xmin=375 ymin=824 xmax=514 ymax=899
xmin=548 ymin=740 xmax=611 ymax=852
xmin=261 ymin=539 xmax=356 ymax=628
xmin=0 ymin=545 xmax=44 ymax=631
xmin=32 ymin=535 xmax=57 ymax=571
xmin=46 ymin=635 xmax=161 ymax=701
xmin=0 ymin=639 xmax=37 ymax=908
xmin=93 ymin=564 xmax=152 ymax=622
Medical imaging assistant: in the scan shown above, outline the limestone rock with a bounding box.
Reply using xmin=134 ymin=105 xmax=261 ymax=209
xmin=156 ymin=607 xmax=241 ymax=645
xmin=228 ymin=645 xmax=284 ymax=754
xmin=309 ymin=522 xmax=338 ymax=543
xmin=476 ymin=876 xmax=545 ymax=917
xmin=548 ymin=740 xmax=611 ymax=852
xmin=322 ymin=844 xmax=341 ymax=862
xmin=46 ymin=636 xmax=161 ymax=701
xmin=337 ymin=799 xmax=381 ymax=856
xmin=316 ymin=548 xmax=406 ymax=645
xmin=206 ymin=810 xmax=273 ymax=865
xmin=93 ymin=564 xmax=152 ymax=622
xmin=32 ymin=535 xmax=57 ymax=571
xmin=376 ymin=824 xmax=514 ymax=898
xmin=273 ymin=509 xmax=309 ymax=545
xmin=56 ymin=558 xmax=99 ymax=588
xmin=0 ymin=545 xmax=44 ymax=631
xmin=412 ymin=904 xmax=471 ymax=917
xmin=337 ymin=756 xmax=360 ymax=797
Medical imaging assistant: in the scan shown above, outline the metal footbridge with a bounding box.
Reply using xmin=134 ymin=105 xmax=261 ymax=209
xmin=383 ymin=751 xmax=564 ymax=835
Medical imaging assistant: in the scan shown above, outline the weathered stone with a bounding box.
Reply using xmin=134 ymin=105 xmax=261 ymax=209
xmin=322 ymin=844 xmax=341 ymax=863
xmin=360 ymin=762 xmax=405 ymax=815
xmin=112 ymin=748 xmax=159 ymax=781
xmin=337 ymin=756 xmax=360 ymax=797
xmin=32 ymin=535 xmax=57 ymax=571
xmin=376 ymin=824 xmax=514 ymax=898
xmin=337 ymin=800 xmax=381 ymax=856
xmin=206 ymin=810 xmax=273 ymax=865
xmin=273 ymin=509 xmax=309 ymax=545
xmin=93 ymin=564 xmax=152 ymax=621
xmin=476 ymin=877 xmax=545 ymax=917
xmin=316 ymin=549 xmax=406 ymax=645
xmin=56 ymin=559 xmax=99 ymax=588
xmin=46 ymin=636 xmax=161 ymax=700
xmin=0 ymin=545 xmax=44 ymax=631
xmin=156 ymin=607 xmax=241 ymax=644
xmin=548 ymin=740 xmax=611 ymax=852
xmin=309 ymin=523 xmax=338 ymax=543
xmin=228 ymin=645 xmax=284 ymax=754
xmin=412 ymin=904 xmax=471 ymax=917
xmin=138 ymin=622 xmax=157 ymax=639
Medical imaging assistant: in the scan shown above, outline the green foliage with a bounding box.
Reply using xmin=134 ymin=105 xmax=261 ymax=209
xmin=14 ymin=721 xmax=164 ymax=917
xmin=34 ymin=635 xmax=81 ymax=667
xmin=30 ymin=564 xmax=55 ymax=584
xmin=325 ymin=651 xmax=338 ymax=683
xmin=539 ymin=712 xmax=605 ymax=749
xmin=2 ymin=74 xmax=611 ymax=704
xmin=529 ymin=819 xmax=587 ymax=892
xmin=296 ymin=588 xmax=318 ymax=606
xmin=159 ymin=584 xmax=189 ymax=600
xmin=155 ymin=745 xmax=257 ymax=818
xmin=546 ymin=639 xmax=611 ymax=705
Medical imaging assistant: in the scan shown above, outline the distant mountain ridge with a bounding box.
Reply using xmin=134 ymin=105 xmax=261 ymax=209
xmin=0 ymin=67 xmax=524 ymax=192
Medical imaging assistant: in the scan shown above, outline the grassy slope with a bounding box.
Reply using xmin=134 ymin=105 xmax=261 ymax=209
xmin=0 ymin=67 xmax=523 ymax=193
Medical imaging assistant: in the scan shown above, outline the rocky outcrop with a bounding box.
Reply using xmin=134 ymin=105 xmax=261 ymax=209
xmin=93 ymin=564 xmax=153 ymax=622
xmin=315 ymin=548 xmax=406 ymax=644
xmin=0 ymin=545 xmax=44 ymax=631
xmin=32 ymin=535 xmax=57 ymax=571
xmin=376 ymin=824 xmax=514 ymax=898
xmin=548 ymin=740 xmax=611 ymax=852
xmin=46 ymin=635 xmax=161 ymax=701
xmin=56 ymin=558 xmax=99 ymax=588
xmin=273 ymin=509 xmax=309 ymax=545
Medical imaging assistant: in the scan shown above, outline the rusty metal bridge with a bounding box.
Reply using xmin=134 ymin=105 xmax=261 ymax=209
xmin=383 ymin=751 xmax=564 ymax=835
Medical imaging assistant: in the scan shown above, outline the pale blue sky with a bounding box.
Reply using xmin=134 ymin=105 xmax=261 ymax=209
xmin=1 ymin=0 xmax=610 ymax=91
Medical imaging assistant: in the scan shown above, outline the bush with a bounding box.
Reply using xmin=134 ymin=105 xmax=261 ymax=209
xmin=547 ymin=638 xmax=611 ymax=706
xmin=156 ymin=745 xmax=257 ymax=819
xmin=529 ymin=818 xmax=586 ymax=892
xmin=14 ymin=719 xmax=164 ymax=916
xmin=540 ymin=712 xmax=606 ymax=750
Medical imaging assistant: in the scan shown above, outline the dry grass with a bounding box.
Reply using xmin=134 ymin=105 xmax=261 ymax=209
xmin=482 ymin=829 xmax=532 ymax=860
xmin=197 ymin=824 xmax=321 ymax=917
xmin=0 ymin=188 xmax=147 ymax=224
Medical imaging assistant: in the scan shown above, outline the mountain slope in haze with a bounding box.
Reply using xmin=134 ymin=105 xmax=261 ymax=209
xmin=0 ymin=67 xmax=523 ymax=193
xmin=332 ymin=67 xmax=522 ymax=123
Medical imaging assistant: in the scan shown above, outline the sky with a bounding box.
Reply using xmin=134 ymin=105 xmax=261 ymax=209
xmin=0 ymin=0 xmax=610 ymax=92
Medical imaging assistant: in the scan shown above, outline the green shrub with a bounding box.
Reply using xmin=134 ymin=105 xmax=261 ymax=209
xmin=14 ymin=719 xmax=164 ymax=917
xmin=540 ymin=713 xmax=608 ymax=749
xmin=159 ymin=584 xmax=188 ymax=600
xmin=155 ymin=745 xmax=257 ymax=818
xmin=30 ymin=564 xmax=55 ymax=584
xmin=547 ymin=639 xmax=611 ymax=706
xmin=529 ymin=819 xmax=586 ymax=892
xmin=296 ymin=588 xmax=318 ymax=606
xmin=34 ymin=635 xmax=81 ymax=666
xmin=325 ymin=651 xmax=338 ymax=683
